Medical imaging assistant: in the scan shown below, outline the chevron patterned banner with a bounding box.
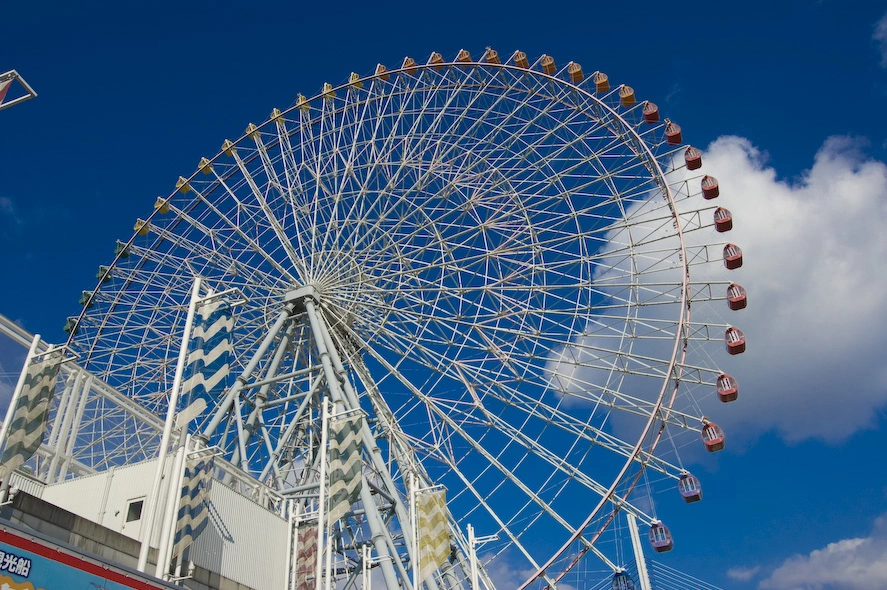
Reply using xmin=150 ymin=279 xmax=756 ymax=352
xmin=181 ymin=301 xmax=233 ymax=408
xmin=295 ymin=522 xmax=318 ymax=590
xmin=0 ymin=350 xmax=64 ymax=480
xmin=172 ymin=455 xmax=214 ymax=557
xmin=327 ymin=413 xmax=363 ymax=524
xmin=417 ymin=488 xmax=450 ymax=583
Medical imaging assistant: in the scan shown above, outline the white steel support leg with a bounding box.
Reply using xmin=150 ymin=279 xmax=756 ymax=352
xmin=303 ymin=298 xmax=405 ymax=590
xmin=46 ymin=371 xmax=78 ymax=480
xmin=627 ymin=513 xmax=652 ymax=590
xmin=312 ymin=303 xmax=442 ymax=590
xmin=200 ymin=304 xmax=293 ymax=443
xmin=59 ymin=375 xmax=92 ymax=482
xmin=230 ymin=321 xmax=296 ymax=470
xmin=315 ymin=397 xmax=329 ymax=590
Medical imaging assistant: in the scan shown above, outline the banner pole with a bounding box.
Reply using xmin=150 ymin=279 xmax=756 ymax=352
xmin=138 ymin=278 xmax=201 ymax=572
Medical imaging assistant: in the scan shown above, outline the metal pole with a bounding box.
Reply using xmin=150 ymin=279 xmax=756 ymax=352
xmin=138 ymin=278 xmax=201 ymax=572
xmin=59 ymin=375 xmax=93 ymax=482
xmin=156 ymin=434 xmax=190 ymax=578
xmin=315 ymin=397 xmax=329 ymax=590
xmin=47 ymin=371 xmax=82 ymax=481
xmin=627 ymin=513 xmax=652 ymax=590
xmin=200 ymin=305 xmax=293 ymax=443
xmin=467 ymin=525 xmax=477 ymax=590
xmin=362 ymin=544 xmax=369 ymax=590
xmin=411 ymin=472 xmax=419 ymax=590
xmin=0 ymin=333 xmax=40 ymax=502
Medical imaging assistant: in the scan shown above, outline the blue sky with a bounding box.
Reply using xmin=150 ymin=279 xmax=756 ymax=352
xmin=2 ymin=1 xmax=887 ymax=588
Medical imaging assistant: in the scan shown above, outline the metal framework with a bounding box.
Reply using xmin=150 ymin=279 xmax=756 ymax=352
xmin=55 ymin=50 xmax=744 ymax=588
xmin=0 ymin=70 xmax=37 ymax=111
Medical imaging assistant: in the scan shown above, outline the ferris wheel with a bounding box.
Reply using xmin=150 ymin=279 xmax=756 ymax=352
xmin=62 ymin=49 xmax=746 ymax=588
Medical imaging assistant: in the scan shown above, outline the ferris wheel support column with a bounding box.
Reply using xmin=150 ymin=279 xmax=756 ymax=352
xmin=45 ymin=371 xmax=81 ymax=482
xmin=229 ymin=321 xmax=296 ymax=472
xmin=349 ymin=354 xmax=477 ymax=590
xmin=310 ymin=300 xmax=447 ymax=590
xmin=199 ymin=303 xmax=294 ymax=444
xmin=302 ymin=296 xmax=406 ymax=590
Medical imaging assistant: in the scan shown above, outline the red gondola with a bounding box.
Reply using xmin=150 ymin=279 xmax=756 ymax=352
xmin=714 ymin=207 xmax=733 ymax=232
xmin=685 ymin=146 xmax=702 ymax=170
xmin=642 ymin=101 xmax=659 ymax=123
xmin=649 ymin=522 xmax=674 ymax=553
xmin=702 ymin=422 xmax=725 ymax=452
xmin=727 ymin=283 xmax=747 ymax=310
xmin=716 ymin=373 xmax=739 ymax=402
xmin=723 ymin=243 xmax=743 ymax=269
xmin=665 ymin=121 xmax=682 ymax=145
xmin=725 ymin=327 xmax=746 ymax=355
xmin=701 ymin=175 xmax=719 ymax=199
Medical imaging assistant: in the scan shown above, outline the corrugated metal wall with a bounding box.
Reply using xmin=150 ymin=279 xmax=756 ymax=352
xmin=10 ymin=472 xmax=45 ymax=498
xmin=189 ymin=481 xmax=288 ymax=590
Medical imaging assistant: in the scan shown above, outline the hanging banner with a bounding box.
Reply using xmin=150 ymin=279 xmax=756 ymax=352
xmin=295 ymin=522 xmax=318 ymax=590
xmin=0 ymin=350 xmax=65 ymax=480
xmin=327 ymin=413 xmax=363 ymax=523
xmin=417 ymin=488 xmax=450 ymax=582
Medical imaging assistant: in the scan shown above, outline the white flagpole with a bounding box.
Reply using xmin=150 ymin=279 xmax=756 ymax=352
xmin=285 ymin=499 xmax=294 ymax=590
xmin=156 ymin=433 xmax=191 ymax=577
xmin=411 ymin=472 xmax=419 ymax=590
xmin=362 ymin=543 xmax=368 ymax=590
xmin=468 ymin=524 xmax=477 ymax=590
xmin=0 ymin=333 xmax=40 ymax=502
xmin=315 ymin=396 xmax=329 ymax=590
xmin=138 ymin=278 xmax=202 ymax=572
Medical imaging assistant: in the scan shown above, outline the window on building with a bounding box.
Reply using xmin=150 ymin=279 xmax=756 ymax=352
xmin=126 ymin=499 xmax=144 ymax=523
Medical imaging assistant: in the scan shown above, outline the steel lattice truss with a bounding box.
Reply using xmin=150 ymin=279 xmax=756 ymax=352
xmin=57 ymin=50 xmax=743 ymax=588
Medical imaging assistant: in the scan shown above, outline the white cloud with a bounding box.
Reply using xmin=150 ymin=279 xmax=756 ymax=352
xmin=874 ymin=12 xmax=887 ymax=67
xmin=694 ymin=135 xmax=887 ymax=442
xmin=728 ymin=565 xmax=762 ymax=582
xmin=547 ymin=134 xmax=887 ymax=444
xmin=759 ymin=514 xmax=887 ymax=589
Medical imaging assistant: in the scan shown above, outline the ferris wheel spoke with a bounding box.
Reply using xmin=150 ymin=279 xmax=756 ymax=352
xmin=164 ymin=185 xmax=300 ymax=284
xmin=350 ymin=321 xmax=649 ymax=559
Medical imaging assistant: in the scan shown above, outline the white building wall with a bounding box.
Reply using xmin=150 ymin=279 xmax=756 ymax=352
xmin=39 ymin=456 xmax=288 ymax=590
xmin=41 ymin=456 xmax=172 ymax=545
